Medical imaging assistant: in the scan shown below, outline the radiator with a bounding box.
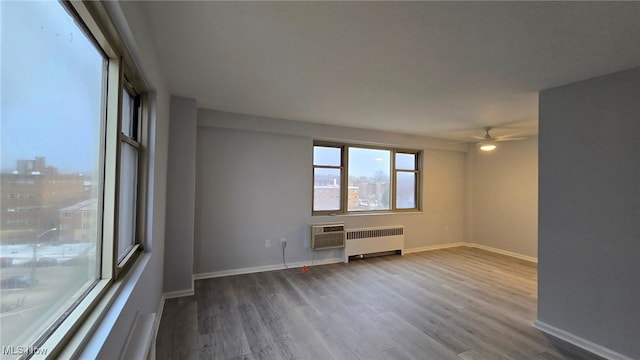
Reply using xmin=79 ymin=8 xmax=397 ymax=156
xmin=344 ymin=225 xmax=404 ymax=263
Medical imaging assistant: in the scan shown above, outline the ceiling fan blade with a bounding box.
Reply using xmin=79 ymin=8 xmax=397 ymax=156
xmin=494 ymin=131 xmax=528 ymax=138
xmin=495 ymin=137 xmax=527 ymax=142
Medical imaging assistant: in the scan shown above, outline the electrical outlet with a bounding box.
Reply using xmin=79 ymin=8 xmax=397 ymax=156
xmin=281 ymin=238 xmax=287 ymax=248
xmin=265 ymin=239 xmax=271 ymax=247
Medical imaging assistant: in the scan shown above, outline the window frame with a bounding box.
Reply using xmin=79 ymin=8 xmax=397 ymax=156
xmin=7 ymin=1 xmax=150 ymax=358
xmin=393 ymin=150 xmax=422 ymax=211
xmin=312 ymin=141 xmax=422 ymax=215
xmin=73 ymin=0 xmax=149 ymax=275
xmin=115 ymin=82 xmax=145 ymax=274
xmin=312 ymin=141 xmax=346 ymax=214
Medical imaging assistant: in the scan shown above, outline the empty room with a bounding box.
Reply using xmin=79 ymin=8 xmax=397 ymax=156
xmin=1 ymin=1 xmax=639 ymax=360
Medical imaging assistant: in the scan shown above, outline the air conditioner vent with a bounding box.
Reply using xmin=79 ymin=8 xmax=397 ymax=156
xmin=310 ymin=222 xmax=345 ymax=250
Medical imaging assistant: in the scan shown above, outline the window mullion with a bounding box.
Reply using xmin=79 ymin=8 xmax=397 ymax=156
xmin=136 ymin=93 xmax=149 ymax=252
xmin=342 ymin=146 xmax=348 ymax=213
xmin=391 ymin=150 xmax=397 ymax=211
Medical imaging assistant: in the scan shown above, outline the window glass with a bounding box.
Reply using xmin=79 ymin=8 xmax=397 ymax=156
xmin=396 ymin=153 xmax=416 ymax=170
xmin=348 ymin=148 xmax=390 ymax=211
xmin=313 ymin=168 xmax=341 ymax=211
xmin=118 ymin=143 xmax=138 ymax=261
xmin=313 ymin=146 xmax=341 ymax=166
xmin=0 ymin=0 xmax=103 ymax=350
xmin=121 ymin=89 xmax=134 ymax=138
xmin=396 ymin=172 xmax=417 ymax=209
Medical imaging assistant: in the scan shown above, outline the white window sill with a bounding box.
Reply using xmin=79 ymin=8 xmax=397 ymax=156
xmin=33 ymin=253 xmax=151 ymax=359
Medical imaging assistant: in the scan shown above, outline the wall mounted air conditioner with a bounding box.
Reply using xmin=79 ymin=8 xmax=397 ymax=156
xmin=310 ymin=222 xmax=345 ymax=250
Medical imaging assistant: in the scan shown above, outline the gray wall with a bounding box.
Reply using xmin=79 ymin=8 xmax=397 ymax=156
xmin=470 ymin=136 xmax=538 ymax=258
xmin=194 ymin=110 xmax=466 ymax=274
xmin=163 ymin=96 xmax=197 ymax=294
xmin=538 ymin=67 xmax=640 ymax=358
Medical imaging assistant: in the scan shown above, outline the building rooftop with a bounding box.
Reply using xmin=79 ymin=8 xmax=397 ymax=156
xmin=60 ymin=199 xmax=97 ymax=212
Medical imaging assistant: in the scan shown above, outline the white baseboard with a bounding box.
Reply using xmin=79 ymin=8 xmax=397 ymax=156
xmin=404 ymin=242 xmax=466 ymax=254
xmin=465 ymin=243 xmax=538 ymax=263
xmin=534 ymin=320 xmax=633 ymax=360
xmin=193 ymin=257 xmax=344 ymax=280
xmin=403 ymin=242 xmax=537 ymax=263
xmin=163 ymin=288 xmax=194 ymax=299
xmin=183 ymin=243 xmax=535 ymax=292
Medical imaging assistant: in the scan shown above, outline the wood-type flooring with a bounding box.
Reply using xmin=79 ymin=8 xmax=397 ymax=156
xmin=156 ymin=247 xmax=602 ymax=360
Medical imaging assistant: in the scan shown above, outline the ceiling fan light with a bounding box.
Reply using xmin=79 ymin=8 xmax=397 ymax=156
xmin=479 ymin=141 xmax=497 ymax=151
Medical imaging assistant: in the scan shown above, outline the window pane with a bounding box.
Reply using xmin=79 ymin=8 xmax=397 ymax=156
xmin=396 ymin=153 xmax=416 ymax=170
xmin=118 ymin=143 xmax=138 ymax=261
xmin=313 ymin=168 xmax=341 ymax=211
xmin=1 ymin=0 xmax=102 ymax=349
xmin=313 ymin=146 xmax=341 ymax=166
xmin=396 ymin=172 xmax=417 ymax=209
xmin=348 ymin=148 xmax=390 ymax=211
xmin=122 ymin=90 xmax=134 ymax=138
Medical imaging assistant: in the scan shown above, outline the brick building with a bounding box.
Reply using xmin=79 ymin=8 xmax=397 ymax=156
xmin=1 ymin=158 xmax=90 ymax=244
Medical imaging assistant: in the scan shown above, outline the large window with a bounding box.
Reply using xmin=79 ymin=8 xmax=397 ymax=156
xmin=312 ymin=142 xmax=421 ymax=215
xmin=0 ymin=1 xmax=146 ymax=357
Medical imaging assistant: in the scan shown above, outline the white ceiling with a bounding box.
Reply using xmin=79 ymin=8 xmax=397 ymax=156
xmin=131 ymin=1 xmax=640 ymax=141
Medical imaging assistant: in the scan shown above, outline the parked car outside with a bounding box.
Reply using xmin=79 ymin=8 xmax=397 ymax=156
xmin=0 ymin=275 xmax=38 ymax=289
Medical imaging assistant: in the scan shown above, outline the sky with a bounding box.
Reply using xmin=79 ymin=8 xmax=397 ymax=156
xmin=1 ymin=1 xmax=104 ymax=173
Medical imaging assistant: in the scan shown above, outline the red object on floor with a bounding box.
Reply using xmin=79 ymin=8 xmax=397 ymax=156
xmin=302 ymin=265 xmax=309 ymax=273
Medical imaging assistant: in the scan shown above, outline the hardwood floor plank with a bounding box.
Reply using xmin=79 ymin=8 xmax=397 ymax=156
xmin=371 ymin=311 xmax=460 ymax=360
xmin=381 ymin=346 xmax=418 ymax=360
xmin=267 ymin=293 xmax=336 ymax=360
xmin=199 ymin=278 xmax=251 ymax=358
xmin=295 ymin=305 xmax=365 ymax=360
xmin=156 ymin=297 xmax=199 ymax=360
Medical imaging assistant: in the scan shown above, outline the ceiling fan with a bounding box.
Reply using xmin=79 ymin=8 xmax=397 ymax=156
xmin=474 ymin=126 xmax=527 ymax=151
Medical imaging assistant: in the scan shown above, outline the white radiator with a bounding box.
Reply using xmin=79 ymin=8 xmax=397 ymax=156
xmin=344 ymin=225 xmax=404 ymax=263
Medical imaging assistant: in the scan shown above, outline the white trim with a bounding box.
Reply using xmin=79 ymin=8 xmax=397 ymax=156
xmin=466 ymin=243 xmax=538 ymax=263
xmin=163 ymin=288 xmax=194 ymax=299
xmin=534 ymin=320 xmax=634 ymax=360
xmin=193 ymin=257 xmax=344 ymax=280
xmin=403 ymin=242 xmax=538 ymax=263
xmin=120 ymin=312 xmax=156 ymax=360
xmin=184 ymin=243 xmax=536 ymax=291
xmin=54 ymin=254 xmax=150 ymax=360
xmin=404 ymin=242 xmax=465 ymax=254
xmin=148 ymin=295 xmax=165 ymax=360
xmin=191 ymin=242 xmax=534 ymax=280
